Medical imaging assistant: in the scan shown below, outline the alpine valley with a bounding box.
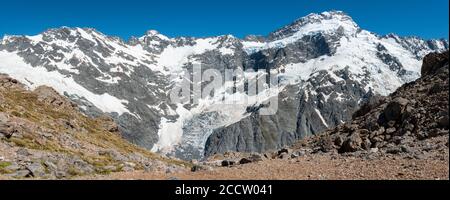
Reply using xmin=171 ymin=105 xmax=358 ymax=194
xmin=0 ymin=11 xmax=448 ymax=161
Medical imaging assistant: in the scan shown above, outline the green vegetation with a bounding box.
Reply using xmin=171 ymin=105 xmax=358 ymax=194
xmin=0 ymin=161 xmax=12 ymax=174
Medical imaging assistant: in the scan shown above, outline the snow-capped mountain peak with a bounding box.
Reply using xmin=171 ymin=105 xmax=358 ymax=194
xmin=141 ymin=29 xmax=171 ymax=42
xmin=268 ymin=10 xmax=359 ymax=41
xmin=242 ymin=11 xmax=360 ymax=54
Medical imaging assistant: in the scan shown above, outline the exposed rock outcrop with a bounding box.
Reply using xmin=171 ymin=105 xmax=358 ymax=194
xmin=300 ymin=51 xmax=449 ymax=156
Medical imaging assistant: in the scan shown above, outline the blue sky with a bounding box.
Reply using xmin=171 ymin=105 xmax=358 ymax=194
xmin=1 ymin=0 xmax=448 ymax=40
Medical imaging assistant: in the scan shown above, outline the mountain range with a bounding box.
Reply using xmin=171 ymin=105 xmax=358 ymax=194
xmin=0 ymin=11 xmax=448 ymax=160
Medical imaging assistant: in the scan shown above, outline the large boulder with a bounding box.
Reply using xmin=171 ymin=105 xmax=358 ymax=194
xmin=26 ymin=162 xmax=47 ymax=177
xmin=381 ymin=97 xmax=409 ymax=123
xmin=0 ymin=113 xmax=17 ymax=139
xmin=339 ymin=132 xmax=363 ymax=153
xmin=0 ymin=74 xmax=24 ymax=89
xmin=34 ymin=86 xmax=77 ymax=110
xmin=421 ymin=51 xmax=449 ymax=76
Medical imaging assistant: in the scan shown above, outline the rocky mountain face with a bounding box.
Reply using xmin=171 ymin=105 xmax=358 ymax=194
xmin=0 ymin=75 xmax=187 ymax=179
xmin=297 ymin=51 xmax=449 ymax=157
xmin=200 ymin=51 xmax=449 ymax=174
xmin=0 ymin=11 xmax=448 ymax=160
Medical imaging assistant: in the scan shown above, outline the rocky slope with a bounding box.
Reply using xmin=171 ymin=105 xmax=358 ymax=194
xmin=0 ymin=75 xmax=188 ymax=179
xmin=298 ymin=51 xmax=449 ymax=157
xmin=0 ymin=11 xmax=448 ymax=160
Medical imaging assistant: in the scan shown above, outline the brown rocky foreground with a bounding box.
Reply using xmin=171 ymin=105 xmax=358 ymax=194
xmin=2 ymin=144 xmax=447 ymax=180
xmin=77 ymin=151 xmax=448 ymax=180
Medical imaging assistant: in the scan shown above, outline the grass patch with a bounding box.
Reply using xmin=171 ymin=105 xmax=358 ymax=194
xmin=9 ymin=137 xmax=33 ymax=148
xmin=0 ymin=161 xmax=12 ymax=174
xmin=0 ymin=161 xmax=12 ymax=168
xmin=8 ymin=137 xmax=67 ymax=153
xmin=67 ymin=166 xmax=83 ymax=176
xmin=11 ymin=110 xmax=22 ymax=117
